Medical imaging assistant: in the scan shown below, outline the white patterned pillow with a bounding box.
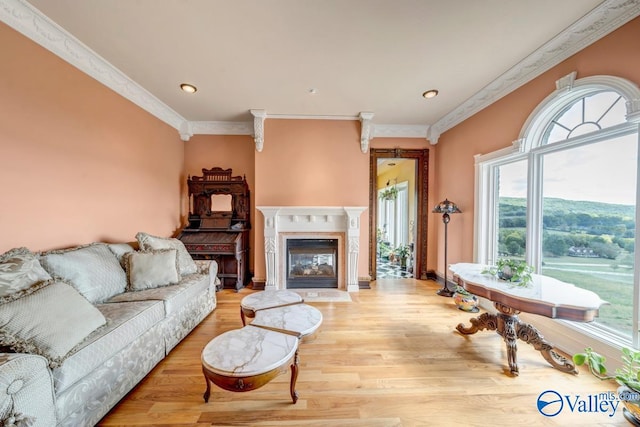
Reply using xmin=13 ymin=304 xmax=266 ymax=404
xmin=107 ymin=242 xmax=136 ymax=267
xmin=0 ymin=280 xmax=106 ymax=367
xmin=39 ymin=243 xmax=127 ymax=304
xmin=135 ymin=232 xmax=197 ymax=276
xmin=0 ymin=247 xmax=52 ymax=302
xmin=124 ymin=249 xmax=180 ymax=291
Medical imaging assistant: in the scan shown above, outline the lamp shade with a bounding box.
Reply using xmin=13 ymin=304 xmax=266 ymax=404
xmin=432 ymin=199 xmax=461 ymax=214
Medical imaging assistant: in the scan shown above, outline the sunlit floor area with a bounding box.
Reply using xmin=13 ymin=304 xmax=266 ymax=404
xmin=376 ymin=257 xmax=413 ymax=279
xmin=98 ymin=279 xmax=627 ymax=426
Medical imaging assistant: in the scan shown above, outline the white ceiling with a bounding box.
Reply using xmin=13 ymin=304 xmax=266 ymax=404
xmin=4 ymin=0 xmax=639 ymax=142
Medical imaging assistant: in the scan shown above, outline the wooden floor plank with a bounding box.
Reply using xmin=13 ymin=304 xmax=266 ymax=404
xmin=98 ymin=279 xmax=629 ymax=426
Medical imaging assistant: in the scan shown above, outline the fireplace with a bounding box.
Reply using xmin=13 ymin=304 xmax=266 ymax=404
xmin=286 ymin=239 xmax=338 ymax=288
xmin=257 ymin=206 xmax=367 ymax=292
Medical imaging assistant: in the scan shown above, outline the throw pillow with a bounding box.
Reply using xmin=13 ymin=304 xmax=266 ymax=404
xmin=124 ymin=249 xmax=180 ymax=291
xmin=0 ymin=247 xmax=52 ymax=303
xmin=39 ymin=243 xmax=127 ymax=304
xmin=0 ymin=280 xmax=107 ymax=367
xmin=107 ymin=242 xmax=136 ymax=267
xmin=135 ymin=232 xmax=197 ymax=276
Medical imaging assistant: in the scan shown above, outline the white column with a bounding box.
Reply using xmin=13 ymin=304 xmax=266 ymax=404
xmin=259 ymin=207 xmax=280 ymax=290
xmin=344 ymin=207 xmax=367 ymax=292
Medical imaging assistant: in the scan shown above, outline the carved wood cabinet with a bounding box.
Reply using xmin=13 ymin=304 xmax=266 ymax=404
xmin=178 ymin=167 xmax=250 ymax=291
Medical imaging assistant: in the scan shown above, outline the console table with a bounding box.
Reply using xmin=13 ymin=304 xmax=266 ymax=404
xmin=449 ymin=263 xmax=607 ymax=376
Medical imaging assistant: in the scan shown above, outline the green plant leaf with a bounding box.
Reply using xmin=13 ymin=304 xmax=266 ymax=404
xmin=573 ymin=353 xmax=587 ymax=365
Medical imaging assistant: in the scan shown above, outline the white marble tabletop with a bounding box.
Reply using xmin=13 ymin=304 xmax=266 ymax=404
xmin=251 ymin=303 xmax=323 ymax=337
xmin=241 ymin=290 xmax=303 ymax=312
xmin=202 ymin=326 xmax=298 ymax=377
xmin=449 ymin=263 xmax=607 ymax=321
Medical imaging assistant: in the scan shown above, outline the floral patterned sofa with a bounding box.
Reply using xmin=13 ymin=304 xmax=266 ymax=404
xmin=0 ymin=232 xmax=218 ymax=426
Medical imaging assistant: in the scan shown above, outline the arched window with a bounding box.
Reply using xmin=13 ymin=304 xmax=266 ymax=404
xmin=475 ymin=73 xmax=640 ymax=348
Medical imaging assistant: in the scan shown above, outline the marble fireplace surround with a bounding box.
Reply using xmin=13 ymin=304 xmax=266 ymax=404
xmin=257 ymin=206 xmax=367 ymax=292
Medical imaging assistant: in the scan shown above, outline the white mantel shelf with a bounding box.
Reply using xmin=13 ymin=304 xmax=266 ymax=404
xmin=257 ymin=206 xmax=367 ymax=292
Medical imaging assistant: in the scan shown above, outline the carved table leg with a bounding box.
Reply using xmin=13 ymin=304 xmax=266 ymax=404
xmin=498 ymin=312 xmax=519 ymax=376
xmin=290 ymin=350 xmax=299 ymax=404
xmin=456 ymin=302 xmax=577 ymax=375
xmin=516 ymin=321 xmax=577 ymax=374
xmin=456 ymin=312 xmax=498 ymax=335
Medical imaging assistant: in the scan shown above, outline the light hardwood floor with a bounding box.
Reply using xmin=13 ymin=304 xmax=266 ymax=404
xmin=99 ymin=279 xmax=629 ymax=426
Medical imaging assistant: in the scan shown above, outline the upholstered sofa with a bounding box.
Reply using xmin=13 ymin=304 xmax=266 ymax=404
xmin=0 ymin=233 xmax=218 ymax=426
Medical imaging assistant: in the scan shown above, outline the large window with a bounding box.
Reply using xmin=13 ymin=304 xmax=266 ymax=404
xmin=476 ymin=75 xmax=640 ymax=348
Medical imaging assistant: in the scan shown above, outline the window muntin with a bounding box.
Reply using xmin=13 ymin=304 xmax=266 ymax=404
xmin=544 ymin=91 xmax=626 ymax=144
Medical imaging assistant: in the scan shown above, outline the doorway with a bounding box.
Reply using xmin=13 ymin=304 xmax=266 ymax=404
xmin=369 ymin=149 xmax=429 ymax=280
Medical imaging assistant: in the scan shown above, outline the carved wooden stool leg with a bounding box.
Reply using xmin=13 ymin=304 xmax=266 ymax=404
xmin=240 ymin=307 xmax=246 ymax=326
xmin=203 ymin=371 xmax=212 ymax=403
xmin=290 ymin=350 xmax=299 ymax=404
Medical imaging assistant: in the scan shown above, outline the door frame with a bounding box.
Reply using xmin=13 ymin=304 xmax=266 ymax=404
xmin=369 ymin=148 xmax=429 ymax=280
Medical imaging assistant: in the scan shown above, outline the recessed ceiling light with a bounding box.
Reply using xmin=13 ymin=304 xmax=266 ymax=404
xmin=180 ymin=83 xmax=197 ymax=93
xmin=309 ymin=88 xmax=317 ymax=94
xmin=422 ymin=89 xmax=439 ymax=99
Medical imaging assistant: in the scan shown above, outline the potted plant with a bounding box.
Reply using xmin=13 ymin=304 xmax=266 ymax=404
xmin=396 ymin=245 xmax=411 ymax=268
xmin=452 ymin=286 xmax=479 ymax=312
xmin=379 ymin=186 xmax=398 ymax=201
xmin=573 ymin=347 xmax=640 ymax=424
xmin=482 ymin=258 xmax=534 ymax=286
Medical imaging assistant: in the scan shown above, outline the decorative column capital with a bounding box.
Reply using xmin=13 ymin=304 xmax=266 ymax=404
xmin=179 ymin=121 xmax=193 ymax=141
xmin=250 ymin=109 xmax=267 ymax=152
xmin=427 ymin=125 xmax=440 ymax=145
xmin=359 ymin=112 xmax=375 ymax=154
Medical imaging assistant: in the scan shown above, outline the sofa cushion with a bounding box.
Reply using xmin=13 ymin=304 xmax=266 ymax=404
xmin=52 ymin=299 xmax=164 ymax=394
xmin=0 ymin=247 xmax=52 ymax=302
xmin=123 ymin=249 xmax=180 ymax=291
xmin=107 ymin=273 xmax=209 ymax=318
xmin=136 ymin=232 xmax=197 ymax=276
xmin=39 ymin=243 xmax=127 ymax=304
xmin=0 ymin=281 xmax=106 ymax=368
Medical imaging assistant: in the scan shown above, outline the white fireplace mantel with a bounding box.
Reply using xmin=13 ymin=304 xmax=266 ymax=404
xmin=257 ymin=206 xmax=367 ymax=292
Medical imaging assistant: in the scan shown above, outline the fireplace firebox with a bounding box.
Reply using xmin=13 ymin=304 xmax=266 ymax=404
xmin=286 ymin=239 xmax=338 ymax=288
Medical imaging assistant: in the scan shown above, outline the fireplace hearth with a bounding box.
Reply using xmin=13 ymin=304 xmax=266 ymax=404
xmin=287 ymin=239 xmax=338 ymax=288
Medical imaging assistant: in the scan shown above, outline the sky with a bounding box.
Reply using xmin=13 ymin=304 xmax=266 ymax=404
xmin=499 ymin=133 xmax=637 ymax=206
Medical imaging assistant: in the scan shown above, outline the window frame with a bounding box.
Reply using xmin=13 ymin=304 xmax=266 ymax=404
xmin=475 ymin=73 xmax=640 ymax=351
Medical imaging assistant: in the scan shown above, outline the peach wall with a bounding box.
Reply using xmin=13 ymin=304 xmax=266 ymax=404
xmin=0 ymin=22 xmax=184 ymax=252
xmin=183 ymin=134 xmax=256 ymax=269
xmin=252 ymin=119 xmax=369 ymax=282
xmin=434 ymin=17 xmax=640 ymax=277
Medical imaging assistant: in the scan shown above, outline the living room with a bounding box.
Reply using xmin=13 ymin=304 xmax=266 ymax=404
xmin=2 ymin=1 xmax=640 ymax=425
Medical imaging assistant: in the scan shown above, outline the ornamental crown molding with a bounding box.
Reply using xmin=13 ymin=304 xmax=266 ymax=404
xmin=3 ymin=0 xmax=639 ymax=145
xmin=430 ymin=0 xmax=640 ymax=139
